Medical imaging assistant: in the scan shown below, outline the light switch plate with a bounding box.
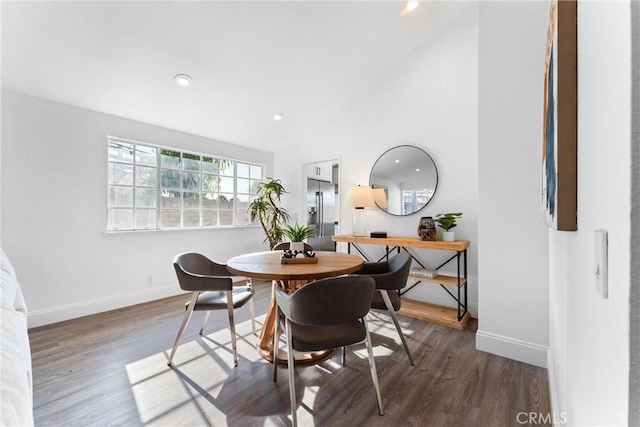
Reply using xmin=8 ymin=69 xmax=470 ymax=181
xmin=594 ymin=229 xmax=608 ymax=299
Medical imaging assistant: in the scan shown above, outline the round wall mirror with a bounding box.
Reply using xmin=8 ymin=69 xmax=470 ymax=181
xmin=369 ymin=145 xmax=438 ymax=216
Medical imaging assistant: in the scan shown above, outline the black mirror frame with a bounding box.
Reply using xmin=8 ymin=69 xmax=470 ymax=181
xmin=368 ymin=145 xmax=439 ymax=216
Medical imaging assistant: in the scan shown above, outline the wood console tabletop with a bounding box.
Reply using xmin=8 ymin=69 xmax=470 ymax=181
xmin=332 ymin=234 xmax=470 ymax=252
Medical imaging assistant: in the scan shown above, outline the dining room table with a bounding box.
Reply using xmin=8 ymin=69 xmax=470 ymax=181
xmin=226 ymin=250 xmax=364 ymax=363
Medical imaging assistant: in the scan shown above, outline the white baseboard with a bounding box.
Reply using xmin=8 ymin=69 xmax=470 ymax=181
xmin=547 ymin=351 xmax=561 ymax=419
xmin=27 ymin=284 xmax=183 ymax=328
xmin=476 ymin=329 xmax=548 ymax=368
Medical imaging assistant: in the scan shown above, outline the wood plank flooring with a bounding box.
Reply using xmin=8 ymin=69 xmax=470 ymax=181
xmin=28 ymin=281 xmax=550 ymax=426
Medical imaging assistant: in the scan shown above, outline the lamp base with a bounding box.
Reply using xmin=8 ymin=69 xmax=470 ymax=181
xmin=352 ymin=208 xmax=367 ymax=237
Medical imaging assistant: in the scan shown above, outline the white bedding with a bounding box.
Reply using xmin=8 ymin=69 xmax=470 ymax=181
xmin=1 ymin=249 xmax=34 ymax=426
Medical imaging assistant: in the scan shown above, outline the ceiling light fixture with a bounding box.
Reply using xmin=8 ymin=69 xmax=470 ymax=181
xmin=174 ymin=74 xmax=192 ymax=87
xmin=401 ymin=0 xmax=419 ymax=16
xmin=273 ymin=112 xmax=284 ymax=121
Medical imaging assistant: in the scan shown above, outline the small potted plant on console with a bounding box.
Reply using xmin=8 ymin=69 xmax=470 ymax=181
xmin=434 ymin=212 xmax=462 ymax=241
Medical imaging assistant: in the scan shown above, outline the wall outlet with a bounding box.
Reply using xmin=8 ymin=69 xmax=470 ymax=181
xmin=594 ymin=229 xmax=608 ymax=299
xmin=146 ymin=275 xmax=153 ymax=284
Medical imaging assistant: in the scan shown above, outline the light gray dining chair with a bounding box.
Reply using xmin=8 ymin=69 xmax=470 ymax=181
xmin=167 ymin=252 xmax=255 ymax=367
xmin=272 ymin=275 xmax=384 ymax=427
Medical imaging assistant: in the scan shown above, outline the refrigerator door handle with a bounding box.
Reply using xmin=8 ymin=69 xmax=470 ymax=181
xmin=315 ymin=191 xmax=321 ymax=234
xmin=319 ymin=191 xmax=324 ymax=237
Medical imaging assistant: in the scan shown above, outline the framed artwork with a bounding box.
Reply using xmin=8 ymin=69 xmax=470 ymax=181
xmin=542 ymin=0 xmax=578 ymax=231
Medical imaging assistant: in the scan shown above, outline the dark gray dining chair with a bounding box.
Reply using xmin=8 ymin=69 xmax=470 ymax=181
xmin=355 ymin=251 xmax=415 ymax=366
xmin=167 ymin=252 xmax=255 ymax=367
xmin=272 ymin=275 xmax=384 ymax=427
xmin=272 ymin=242 xmax=313 ymax=251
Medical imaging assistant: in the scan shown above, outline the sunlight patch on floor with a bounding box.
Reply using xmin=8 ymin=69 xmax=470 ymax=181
xmin=125 ymin=317 xmax=265 ymax=425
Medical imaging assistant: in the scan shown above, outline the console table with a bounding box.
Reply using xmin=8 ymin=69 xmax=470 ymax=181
xmin=332 ymin=234 xmax=470 ymax=330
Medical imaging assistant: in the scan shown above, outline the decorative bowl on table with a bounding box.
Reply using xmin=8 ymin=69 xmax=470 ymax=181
xmin=280 ymin=250 xmax=318 ymax=264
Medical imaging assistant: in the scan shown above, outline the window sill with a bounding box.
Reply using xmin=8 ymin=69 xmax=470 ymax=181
xmin=104 ymin=224 xmax=261 ymax=235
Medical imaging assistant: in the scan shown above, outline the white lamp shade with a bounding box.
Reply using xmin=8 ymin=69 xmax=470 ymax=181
xmin=345 ymin=186 xmax=376 ymax=209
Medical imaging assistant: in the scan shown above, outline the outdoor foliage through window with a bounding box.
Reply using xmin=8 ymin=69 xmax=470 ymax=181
xmin=107 ymin=137 xmax=263 ymax=231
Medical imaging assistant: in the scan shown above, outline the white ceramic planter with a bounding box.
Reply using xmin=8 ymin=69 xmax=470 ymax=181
xmin=442 ymin=231 xmax=455 ymax=242
xmin=290 ymin=242 xmax=305 ymax=252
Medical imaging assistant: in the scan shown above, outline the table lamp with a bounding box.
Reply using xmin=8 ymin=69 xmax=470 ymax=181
xmin=345 ymin=185 xmax=376 ymax=237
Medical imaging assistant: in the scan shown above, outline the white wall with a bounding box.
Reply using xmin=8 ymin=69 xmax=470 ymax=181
xmin=274 ymin=7 xmax=480 ymax=315
xmin=477 ymin=1 xmax=550 ymax=368
xmin=548 ymin=2 xmax=632 ymax=425
xmin=1 ymin=91 xmax=273 ymax=327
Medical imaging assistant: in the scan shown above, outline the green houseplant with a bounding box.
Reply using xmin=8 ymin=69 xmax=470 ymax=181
xmin=434 ymin=212 xmax=462 ymax=241
xmin=282 ymin=223 xmax=316 ymax=251
xmin=248 ymin=177 xmax=291 ymax=249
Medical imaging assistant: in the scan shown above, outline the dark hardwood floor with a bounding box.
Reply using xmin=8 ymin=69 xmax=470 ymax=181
xmin=28 ymin=281 xmax=550 ymax=426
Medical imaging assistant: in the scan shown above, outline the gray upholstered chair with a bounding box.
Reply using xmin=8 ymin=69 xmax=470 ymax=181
xmin=167 ymin=252 xmax=255 ymax=367
xmin=355 ymin=251 xmax=415 ymax=366
xmin=272 ymin=275 xmax=384 ymax=427
xmin=272 ymin=242 xmax=313 ymax=251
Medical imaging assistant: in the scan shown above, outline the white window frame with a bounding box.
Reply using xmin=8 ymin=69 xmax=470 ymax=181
xmin=107 ymin=136 xmax=264 ymax=232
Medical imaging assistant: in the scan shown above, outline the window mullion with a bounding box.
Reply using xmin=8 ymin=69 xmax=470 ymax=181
xmin=132 ymin=143 xmax=137 ymax=229
xmin=156 ymin=148 xmax=161 ymax=229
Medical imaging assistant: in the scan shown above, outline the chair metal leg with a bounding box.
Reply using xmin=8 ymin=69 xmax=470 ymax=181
xmin=167 ymin=292 xmax=199 ymax=366
xmin=249 ymin=297 xmax=256 ymax=336
xmin=226 ymin=290 xmax=238 ymax=367
xmin=342 ymin=346 xmax=346 ymax=366
xmin=245 ymin=278 xmax=257 ymax=336
xmin=285 ymin=319 xmax=297 ymax=427
xmin=199 ymin=311 xmax=212 ymax=335
xmin=273 ymin=305 xmax=280 ymax=382
xmin=363 ymin=316 xmax=385 ymax=416
xmin=380 ymin=290 xmax=415 ymax=366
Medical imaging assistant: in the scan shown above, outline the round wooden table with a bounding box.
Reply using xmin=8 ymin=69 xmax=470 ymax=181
xmin=227 ymin=250 xmax=364 ymax=364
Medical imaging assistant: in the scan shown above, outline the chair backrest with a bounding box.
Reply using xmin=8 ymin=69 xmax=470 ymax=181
xmin=173 ymin=252 xmax=233 ymax=292
xmin=276 ymin=275 xmax=375 ymax=326
xmin=272 ymin=242 xmax=313 ymax=251
xmin=374 ymin=252 xmax=412 ymax=291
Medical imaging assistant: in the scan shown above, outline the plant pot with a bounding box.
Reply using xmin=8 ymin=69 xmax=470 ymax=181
xmin=290 ymin=242 xmax=305 ymax=252
xmin=442 ymin=231 xmax=455 ymax=242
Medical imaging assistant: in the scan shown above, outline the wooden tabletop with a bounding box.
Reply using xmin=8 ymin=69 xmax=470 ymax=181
xmin=226 ymin=250 xmax=364 ymax=281
xmin=332 ymin=234 xmax=470 ymax=251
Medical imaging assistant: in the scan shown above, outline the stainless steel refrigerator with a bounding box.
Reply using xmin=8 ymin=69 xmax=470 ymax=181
xmin=307 ymin=178 xmax=336 ymax=251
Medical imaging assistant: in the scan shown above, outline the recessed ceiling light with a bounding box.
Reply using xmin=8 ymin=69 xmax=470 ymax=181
xmin=273 ymin=112 xmax=284 ymax=121
xmin=174 ymin=74 xmax=192 ymax=87
xmin=395 ymin=159 xmax=400 ymax=163
xmin=401 ymin=0 xmax=419 ymax=16
xmin=416 ymin=168 xmax=421 ymax=172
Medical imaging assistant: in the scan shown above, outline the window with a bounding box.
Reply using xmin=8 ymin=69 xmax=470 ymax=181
xmin=107 ymin=137 xmax=263 ymax=231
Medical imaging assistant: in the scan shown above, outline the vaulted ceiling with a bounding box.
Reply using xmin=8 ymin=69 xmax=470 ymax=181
xmin=2 ymin=1 xmax=473 ymax=151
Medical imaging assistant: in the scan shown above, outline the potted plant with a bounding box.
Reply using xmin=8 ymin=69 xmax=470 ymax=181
xmin=282 ymin=223 xmax=316 ymax=252
xmin=248 ymin=177 xmax=291 ymax=249
xmin=434 ymin=212 xmax=462 ymax=241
